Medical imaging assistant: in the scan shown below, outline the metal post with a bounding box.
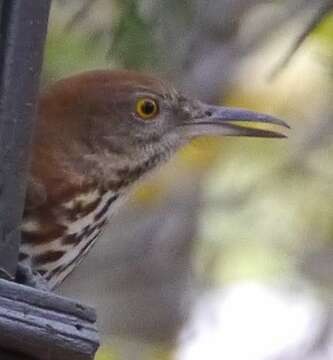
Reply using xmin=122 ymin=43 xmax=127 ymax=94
xmin=0 ymin=2 xmax=100 ymax=359
xmin=0 ymin=1 xmax=51 ymax=279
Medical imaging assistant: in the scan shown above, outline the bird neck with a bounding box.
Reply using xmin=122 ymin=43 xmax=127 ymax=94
xmin=82 ymin=147 xmax=168 ymax=193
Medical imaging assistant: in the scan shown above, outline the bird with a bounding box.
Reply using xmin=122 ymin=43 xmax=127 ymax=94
xmin=16 ymin=69 xmax=289 ymax=290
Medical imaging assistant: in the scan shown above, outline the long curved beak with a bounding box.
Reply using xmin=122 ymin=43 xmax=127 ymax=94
xmin=181 ymin=103 xmax=290 ymax=139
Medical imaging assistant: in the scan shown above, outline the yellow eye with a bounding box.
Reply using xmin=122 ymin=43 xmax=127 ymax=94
xmin=135 ymin=98 xmax=159 ymax=120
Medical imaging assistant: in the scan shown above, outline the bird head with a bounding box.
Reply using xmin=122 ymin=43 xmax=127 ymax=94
xmin=37 ymin=70 xmax=289 ymax=187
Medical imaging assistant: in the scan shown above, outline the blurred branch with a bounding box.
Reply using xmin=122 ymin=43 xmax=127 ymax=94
xmin=270 ymin=0 xmax=333 ymax=79
xmin=64 ymin=0 xmax=97 ymax=32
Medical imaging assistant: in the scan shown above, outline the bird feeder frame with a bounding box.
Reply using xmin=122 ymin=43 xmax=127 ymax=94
xmin=0 ymin=1 xmax=99 ymax=359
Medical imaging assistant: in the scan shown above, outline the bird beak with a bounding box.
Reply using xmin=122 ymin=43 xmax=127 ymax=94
xmin=181 ymin=102 xmax=290 ymax=139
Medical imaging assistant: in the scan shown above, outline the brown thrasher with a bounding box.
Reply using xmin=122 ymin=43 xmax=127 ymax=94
xmin=17 ymin=69 xmax=288 ymax=289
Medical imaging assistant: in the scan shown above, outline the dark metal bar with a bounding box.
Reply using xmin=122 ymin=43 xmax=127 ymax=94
xmin=0 ymin=3 xmax=101 ymax=359
xmin=0 ymin=1 xmax=51 ymax=279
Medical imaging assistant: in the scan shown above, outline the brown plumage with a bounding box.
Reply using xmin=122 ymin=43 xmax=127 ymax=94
xmin=18 ymin=69 xmax=288 ymax=289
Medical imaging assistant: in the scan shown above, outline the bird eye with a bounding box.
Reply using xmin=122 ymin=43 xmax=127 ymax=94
xmin=135 ymin=98 xmax=159 ymax=120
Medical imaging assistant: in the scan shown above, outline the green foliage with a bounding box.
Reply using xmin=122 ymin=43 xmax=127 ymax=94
xmin=110 ymin=0 xmax=158 ymax=70
xmin=95 ymin=347 xmax=114 ymax=360
xmin=95 ymin=344 xmax=171 ymax=360
xmin=44 ymin=26 xmax=110 ymax=81
xmin=313 ymin=12 xmax=333 ymax=42
xmin=46 ymin=0 xmax=195 ymax=73
xmin=308 ymin=10 xmax=333 ymax=64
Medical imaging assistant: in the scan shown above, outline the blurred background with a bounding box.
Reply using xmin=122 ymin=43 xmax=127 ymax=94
xmin=44 ymin=0 xmax=333 ymax=359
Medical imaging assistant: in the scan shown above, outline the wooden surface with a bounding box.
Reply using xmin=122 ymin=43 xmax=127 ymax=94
xmin=0 ymin=279 xmax=99 ymax=360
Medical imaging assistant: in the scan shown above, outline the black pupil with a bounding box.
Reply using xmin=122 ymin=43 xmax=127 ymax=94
xmin=141 ymin=100 xmax=155 ymax=115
